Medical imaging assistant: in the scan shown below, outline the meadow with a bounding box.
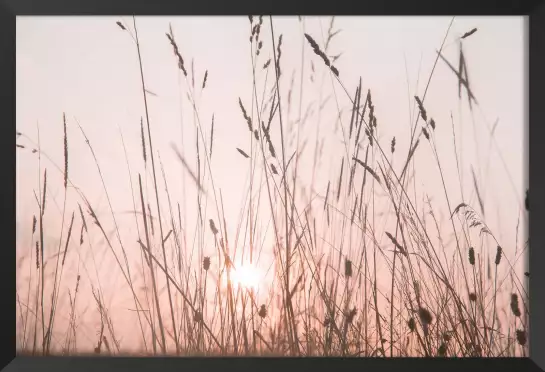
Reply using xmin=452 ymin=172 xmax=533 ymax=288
xmin=15 ymin=16 xmax=528 ymax=357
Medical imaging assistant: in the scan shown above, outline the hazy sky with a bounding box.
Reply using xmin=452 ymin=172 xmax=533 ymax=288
xmin=16 ymin=16 xmax=527 ymax=351
xmin=16 ymin=16 xmax=526 ymax=229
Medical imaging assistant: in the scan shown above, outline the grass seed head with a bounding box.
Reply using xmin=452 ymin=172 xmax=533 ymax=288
xmin=259 ymin=304 xmax=267 ymax=318
xmin=414 ymin=95 xmax=427 ymax=121
xmin=418 ymin=307 xmax=433 ymax=325
xmin=209 ymin=219 xmax=218 ymax=235
xmin=468 ymin=247 xmax=475 ymax=265
xmin=35 ymin=241 xmax=40 ymax=269
xmin=408 ymin=317 xmax=416 ymax=332
xmin=166 ymin=30 xmax=188 ymax=76
xmin=237 ymin=148 xmax=250 ymax=158
xmin=140 ymin=117 xmax=147 ymax=164
xmin=510 ymin=293 xmax=521 ymax=317
xmin=344 ymin=259 xmax=353 ymax=277
xmin=202 ymin=70 xmax=208 ymax=90
xmin=238 ymin=98 xmax=253 ymax=132
xmin=42 ymin=169 xmax=47 ymax=216
xmin=203 ymin=257 xmax=211 ymax=271
xmin=495 ymin=246 xmax=502 ymax=265
xmin=268 ymin=142 xmax=276 ymax=158
xmin=423 ymin=127 xmax=430 ymax=140
xmin=79 ymin=225 xmax=85 ymax=246
xmin=516 ymin=329 xmax=527 ymax=346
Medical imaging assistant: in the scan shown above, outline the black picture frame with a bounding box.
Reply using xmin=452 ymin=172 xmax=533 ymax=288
xmin=4 ymin=0 xmax=544 ymax=371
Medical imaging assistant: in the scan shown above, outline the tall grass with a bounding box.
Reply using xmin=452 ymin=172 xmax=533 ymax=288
xmin=15 ymin=16 xmax=528 ymax=357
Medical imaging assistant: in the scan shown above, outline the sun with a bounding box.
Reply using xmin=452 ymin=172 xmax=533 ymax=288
xmin=230 ymin=264 xmax=261 ymax=290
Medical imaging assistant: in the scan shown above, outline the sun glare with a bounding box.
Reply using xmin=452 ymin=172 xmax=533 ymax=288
xmin=230 ymin=264 xmax=261 ymax=290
